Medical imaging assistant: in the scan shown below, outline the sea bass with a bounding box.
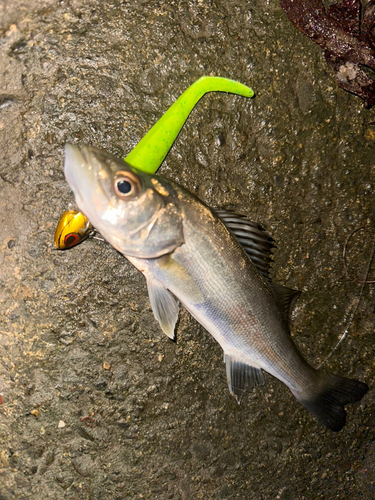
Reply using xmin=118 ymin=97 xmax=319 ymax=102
xmin=64 ymin=144 xmax=368 ymax=431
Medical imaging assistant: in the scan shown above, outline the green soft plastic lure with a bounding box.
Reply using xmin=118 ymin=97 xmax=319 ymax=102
xmin=55 ymin=76 xmax=254 ymax=249
xmin=124 ymin=76 xmax=253 ymax=173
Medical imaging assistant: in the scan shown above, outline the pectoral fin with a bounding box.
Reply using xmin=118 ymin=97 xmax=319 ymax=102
xmin=224 ymin=354 xmax=265 ymax=403
xmin=146 ymin=277 xmax=179 ymax=340
xmin=157 ymin=254 xmax=204 ymax=305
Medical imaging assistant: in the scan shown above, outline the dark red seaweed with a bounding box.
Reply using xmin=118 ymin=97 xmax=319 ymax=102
xmin=280 ymin=0 xmax=375 ymax=107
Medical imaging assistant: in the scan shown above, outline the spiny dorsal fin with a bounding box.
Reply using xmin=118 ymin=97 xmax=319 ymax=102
xmin=214 ymin=208 xmax=275 ymax=279
xmin=215 ymin=208 xmax=301 ymax=326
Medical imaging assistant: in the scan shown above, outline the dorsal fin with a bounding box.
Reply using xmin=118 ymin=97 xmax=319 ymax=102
xmin=214 ymin=208 xmax=275 ymax=279
xmin=215 ymin=208 xmax=300 ymax=327
xmin=269 ymin=282 xmax=301 ymax=327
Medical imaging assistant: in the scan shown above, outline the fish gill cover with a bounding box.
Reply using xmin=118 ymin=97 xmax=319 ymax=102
xmin=280 ymin=0 xmax=375 ymax=108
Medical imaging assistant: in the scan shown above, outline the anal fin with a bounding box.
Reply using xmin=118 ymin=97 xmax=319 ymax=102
xmin=224 ymin=354 xmax=265 ymax=403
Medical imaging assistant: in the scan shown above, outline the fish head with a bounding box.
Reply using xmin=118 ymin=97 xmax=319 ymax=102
xmin=64 ymin=144 xmax=184 ymax=258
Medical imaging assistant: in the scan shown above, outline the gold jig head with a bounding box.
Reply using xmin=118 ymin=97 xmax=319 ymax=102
xmin=54 ymin=210 xmax=92 ymax=249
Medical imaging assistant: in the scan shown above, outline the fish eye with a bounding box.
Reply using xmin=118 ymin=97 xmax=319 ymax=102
xmin=117 ymin=179 xmax=132 ymax=194
xmin=113 ymin=171 xmax=141 ymax=199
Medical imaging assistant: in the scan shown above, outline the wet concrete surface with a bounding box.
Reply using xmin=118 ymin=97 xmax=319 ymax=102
xmin=0 ymin=1 xmax=375 ymax=498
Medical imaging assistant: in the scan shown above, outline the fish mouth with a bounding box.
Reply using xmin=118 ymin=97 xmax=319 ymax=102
xmin=65 ymin=144 xmax=111 ymax=197
xmin=64 ymin=144 xmax=115 ymax=228
xmin=64 ymin=144 xmax=92 ymax=196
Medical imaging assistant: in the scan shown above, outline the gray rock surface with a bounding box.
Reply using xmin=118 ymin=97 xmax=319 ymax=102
xmin=0 ymin=1 xmax=374 ymax=498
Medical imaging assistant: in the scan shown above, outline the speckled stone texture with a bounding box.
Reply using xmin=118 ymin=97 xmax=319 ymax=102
xmin=0 ymin=1 xmax=374 ymax=499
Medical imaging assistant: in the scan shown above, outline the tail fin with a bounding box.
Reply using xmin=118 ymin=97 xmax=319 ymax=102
xmin=297 ymin=375 xmax=368 ymax=432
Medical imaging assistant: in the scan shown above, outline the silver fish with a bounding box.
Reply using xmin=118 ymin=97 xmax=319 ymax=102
xmin=64 ymin=144 xmax=368 ymax=431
